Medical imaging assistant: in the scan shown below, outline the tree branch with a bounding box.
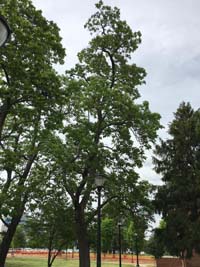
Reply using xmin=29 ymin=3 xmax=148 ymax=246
xmin=102 ymin=48 xmax=116 ymax=88
xmin=1 ymin=217 xmax=9 ymax=228
xmin=1 ymin=64 xmax=10 ymax=86
xmin=86 ymin=195 xmax=118 ymax=224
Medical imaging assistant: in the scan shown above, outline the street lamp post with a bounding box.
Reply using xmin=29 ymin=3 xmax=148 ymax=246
xmin=0 ymin=15 xmax=11 ymax=47
xmin=134 ymin=233 xmax=140 ymax=267
xmin=95 ymin=175 xmax=105 ymax=267
xmin=118 ymin=221 xmax=122 ymax=267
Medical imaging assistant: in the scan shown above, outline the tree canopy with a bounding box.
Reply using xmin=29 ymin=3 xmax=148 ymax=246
xmin=0 ymin=1 xmax=162 ymax=267
xmin=0 ymin=1 xmax=65 ymax=265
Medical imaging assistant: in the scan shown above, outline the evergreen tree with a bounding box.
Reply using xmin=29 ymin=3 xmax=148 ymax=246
xmin=154 ymin=102 xmax=200 ymax=258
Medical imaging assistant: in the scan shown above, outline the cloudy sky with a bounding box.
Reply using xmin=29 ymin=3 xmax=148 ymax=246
xmin=32 ymin=0 xmax=200 ymax=185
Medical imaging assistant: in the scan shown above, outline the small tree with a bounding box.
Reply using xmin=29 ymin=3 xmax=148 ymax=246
xmin=26 ymin=190 xmax=75 ymax=267
xmin=101 ymin=217 xmax=115 ymax=254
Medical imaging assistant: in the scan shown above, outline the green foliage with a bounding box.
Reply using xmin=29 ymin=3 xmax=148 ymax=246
xmin=55 ymin=0 xmax=161 ymax=219
xmin=144 ymin=231 xmax=165 ymax=258
xmin=154 ymin=102 xmax=200 ymax=258
xmin=126 ymin=221 xmax=135 ymax=247
xmin=25 ymin=187 xmax=75 ymax=267
xmin=0 ymin=0 xmax=65 ymax=263
xmin=0 ymin=0 xmax=65 ymax=216
xmin=144 ymin=220 xmax=167 ymax=258
xmin=12 ymin=225 xmax=26 ymax=248
xmin=0 ymin=0 xmax=66 ymax=137
xmin=103 ymin=176 xmax=155 ymax=251
xmin=101 ymin=217 xmax=115 ymax=253
xmin=26 ymin=191 xmax=75 ymax=249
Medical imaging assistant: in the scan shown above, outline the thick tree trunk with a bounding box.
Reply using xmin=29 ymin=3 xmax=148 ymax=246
xmin=75 ymin=206 xmax=90 ymax=267
xmin=0 ymin=155 xmax=35 ymax=266
xmin=0 ymin=214 xmax=22 ymax=267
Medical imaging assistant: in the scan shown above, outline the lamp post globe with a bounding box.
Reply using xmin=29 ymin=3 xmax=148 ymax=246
xmin=95 ymin=175 xmax=105 ymax=188
xmin=0 ymin=15 xmax=11 ymax=47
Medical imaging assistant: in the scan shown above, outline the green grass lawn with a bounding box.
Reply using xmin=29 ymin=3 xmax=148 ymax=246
xmin=6 ymin=257 xmax=137 ymax=267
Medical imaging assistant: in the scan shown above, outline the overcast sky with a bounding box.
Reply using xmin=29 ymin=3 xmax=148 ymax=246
xmin=32 ymin=0 xmax=200 ymax=185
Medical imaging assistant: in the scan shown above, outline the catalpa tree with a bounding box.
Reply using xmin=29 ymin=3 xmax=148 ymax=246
xmin=44 ymin=2 xmax=161 ymax=267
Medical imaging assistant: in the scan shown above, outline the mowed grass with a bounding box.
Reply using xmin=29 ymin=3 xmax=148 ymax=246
xmin=6 ymin=257 xmax=137 ymax=267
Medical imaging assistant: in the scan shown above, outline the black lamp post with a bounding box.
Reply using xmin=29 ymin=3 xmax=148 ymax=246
xmin=95 ymin=175 xmax=105 ymax=267
xmin=0 ymin=15 xmax=11 ymax=47
xmin=118 ymin=221 xmax=122 ymax=267
xmin=134 ymin=233 xmax=140 ymax=267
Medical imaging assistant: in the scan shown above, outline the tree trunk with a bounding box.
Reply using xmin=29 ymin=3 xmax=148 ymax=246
xmin=0 ymin=102 xmax=9 ymax=141
xmin=75 ymin=206 xmax=90 ymax=267
xmin=47 ymin=245 xmax=52 ymax=267
xmin=0 ymin=214 xmax=22 ymax=267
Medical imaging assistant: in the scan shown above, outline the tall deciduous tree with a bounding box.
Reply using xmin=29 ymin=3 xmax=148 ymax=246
xmin=0 ymin=1 xmax=65 ymax=265
xmin=153 ymin=102 xmax=200 ymax=258
xmin=46 ymin=2 xmax=160 ymax=267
